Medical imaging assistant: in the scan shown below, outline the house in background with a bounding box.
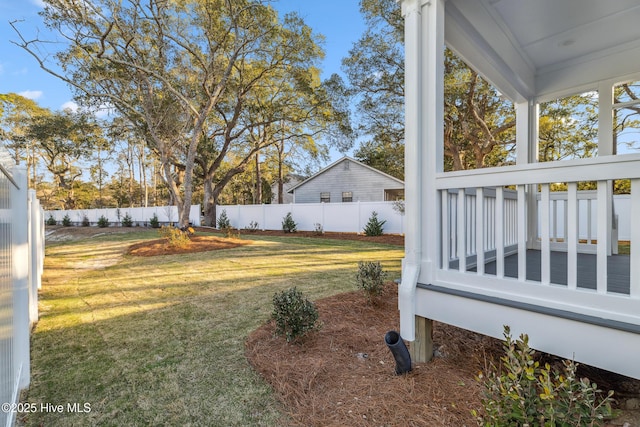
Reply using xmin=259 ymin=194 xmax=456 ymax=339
xmin=399 ymin=0 xmax=640 ymax=379
xmin=287 ymin=156 xmax=404 ymax=203
xmin=270 ymin=174 xmax=304 ymax=204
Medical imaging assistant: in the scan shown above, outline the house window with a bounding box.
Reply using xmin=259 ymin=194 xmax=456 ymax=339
xmin=320 ymin=192 xmax=330 ymax=203
xmin=342 ymin=191 xmax=353 ymax=202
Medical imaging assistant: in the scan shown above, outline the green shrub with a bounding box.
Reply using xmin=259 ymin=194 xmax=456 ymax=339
xmin=313 ymin=223 xmax=324 ymax=235
xmin=272 ymin=287 xmax=321 ymax=342
xmin=62 ymin=214 xmax=72 ymax=227
xmin=81 ymin=215 xmax=90 ymax=227
xmin=97 ymin=215 xmax=109 ymax=228
xmin=356 ymin=261 xmax=387 ymax=303
xmin=217 ymin=210 xmax=231 ymax=230
xmin=363 ymin=211 xmax=386 ymax=236
xmin=121 ymin=213 xmax=133 ymax=227
xmin=159 ymin=225 xmax=191 ymax=249
xmin=473 ymin=325 xmax=614 ymax=426
xmin=244 ymin=221 xmax=259 ymax=232
xmin=46 ymin=215 xmax=57 ymax=226
xmin=281 ymin=212 xmax=297 ymax=233
xmin=149 ymin=213 xmax=160 ymax=228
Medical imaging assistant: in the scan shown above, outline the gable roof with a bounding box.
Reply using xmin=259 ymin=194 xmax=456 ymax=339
xmin=287 ymin=156 xmax=404 ymax=194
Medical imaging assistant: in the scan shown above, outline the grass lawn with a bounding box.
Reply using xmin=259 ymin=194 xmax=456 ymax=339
xmin=21 ymin=230 xmax=403 ymax=426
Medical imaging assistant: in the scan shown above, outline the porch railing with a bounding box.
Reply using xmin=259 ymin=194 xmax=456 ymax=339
xmin=434 ymin=154 xmax=640 ymax=326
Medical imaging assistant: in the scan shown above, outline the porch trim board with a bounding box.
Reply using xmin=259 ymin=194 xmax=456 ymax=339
xmin=414 ymin=283 xmax=640 ymax=379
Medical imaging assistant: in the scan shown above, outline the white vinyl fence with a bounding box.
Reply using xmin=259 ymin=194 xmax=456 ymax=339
xmin=217 ymin=201 xmax=405 ymax=234
xmin=44 ymin=205 xmax=202 ymax=227
xmin=1 ymin=164 xmax=44 ymax=427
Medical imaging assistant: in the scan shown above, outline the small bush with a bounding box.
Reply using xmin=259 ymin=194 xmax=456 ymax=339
xmin=149 ymin=213 xmax=160 ymax=228
xmin=81 ymin=215 xmax=90 ymax=227
xmin=363 ymin=211 xmax=386 ymax=236
xmin=159 ymin=225 xmax=191 ymax=249
xmin=217 ymin=210 xmax=231 ymax=230
xmin=97 ymin=215 xmax=109 ymax=228
xmin=46 ymin=215 xmax=57 ymax=226
xmin=272 ymin=287 xmax=321 ymax=342
xmin=313 ymin=223 xmax=324 ymax=235
xmin=62 ymin=214 xmax=72 ymax=227
xmin=392 ymin=200 xmax=405 ymax=215
xmin=121 ymin=213 xmax=133 ymax=227
xmin=473 ymin=325 xmax=614 ymax=426
xmin=282 ymin=212 xmax=297 ymax=233
xmin=356 ymin=261 xmax=387 ymax=303
xmin=224 ymin=227 xmax=240 ymax=239
xmin=244 ymin=221 xmax=259 ymax=232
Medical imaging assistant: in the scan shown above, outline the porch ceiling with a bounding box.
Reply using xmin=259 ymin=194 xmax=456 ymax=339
xmin=445 ymin=0 xmax=640 ymax=101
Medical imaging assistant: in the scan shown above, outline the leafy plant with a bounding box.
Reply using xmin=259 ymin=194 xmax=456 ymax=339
xmin=62 ymin=214 xmax=72 ymax=226
xmin=281 ymin=212 xmax=297 ymax=233
xmin=121 ymin=213 xmax=133 ymax=227
xmin=244 ymin=221 xmax=259 ymax=232
xmin=313 ymin=223 xmax=324 ymax=235
xmin=363 ymin=211 xmax=386 ymax=236
xmin=224 ymin=227 xmax=240 ymax=239
xmin=473 ymin=325 xmax=614 ymax=426
xmin=46 ymin=215 xmax=57 ymax=226
xmin=272 ymin=287 xmax=321 ymax=342
xmin=149 ymin=213 xmax=160 ymax=229
xmin=159 ymin=225 xmax=191 ymax=249
xmin=217 ymin=209 xmax=231 ymax=230
xmin=392 ymin=200 xmax=405 ymax=215
xmin=81 ymin=215 xmax=90 ymax=227
xmin=97 ymin=215 xmax=109 ymax=228
xmin=356 ymin=261 xmax=387 ymax=303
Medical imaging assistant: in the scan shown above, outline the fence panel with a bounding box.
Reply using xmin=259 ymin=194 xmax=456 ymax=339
xmin=44 ymin=205 xmax=201 ymax=227
xmin=217 ymin=201 xmax=404 ymax=234
xmin=0 ymin=164 xmax=43 ymax=427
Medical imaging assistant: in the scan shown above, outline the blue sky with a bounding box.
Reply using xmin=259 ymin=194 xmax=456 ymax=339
xmin=0 ymin=0 xmax=366 ymax=114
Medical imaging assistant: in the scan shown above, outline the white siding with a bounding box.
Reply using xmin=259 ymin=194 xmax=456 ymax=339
xmin=293 ymin=159 xmax=403 ymax=203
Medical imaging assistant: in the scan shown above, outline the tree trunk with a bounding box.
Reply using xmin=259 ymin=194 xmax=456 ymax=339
xmin=202 ymin=178 xmax=216 ymax=226
xmin=277 ymin=139 xmax=285 ymax=203
xmin=255 ymin=151 xmax=262 ymax=204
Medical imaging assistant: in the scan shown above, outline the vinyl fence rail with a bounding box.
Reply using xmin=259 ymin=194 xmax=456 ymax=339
xmin=216 ymin=201 xmax=405 ymax=234
xmin=1 ymin=165 xmax=44 ymax=427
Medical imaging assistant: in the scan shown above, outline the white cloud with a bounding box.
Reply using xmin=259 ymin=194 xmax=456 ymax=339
xmin=30 ymin=0 xmax=47 ymax=8
xmin=61 ymin=101 xmax=79 ymax=112
xmin=19 ymin=90 xmax=43 ymax=100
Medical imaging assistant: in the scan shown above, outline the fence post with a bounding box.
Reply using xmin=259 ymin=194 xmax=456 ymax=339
xmin=11 ymin=166 xmax=30 ymax=390
xmin=28 ymin=190 xmax=40 ymax=320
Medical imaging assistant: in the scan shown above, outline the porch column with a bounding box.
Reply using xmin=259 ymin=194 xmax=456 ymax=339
xmin=398 ymin=0 xmax=443 ymax=363
xmin=598 ymin=81 xmax=615 ymax=255
xmin=516 ymin=101 xmax=538 ymax=250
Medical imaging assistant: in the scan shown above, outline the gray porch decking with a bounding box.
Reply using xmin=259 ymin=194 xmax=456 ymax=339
xmin=453 ymin=250 xmax=631 ymax=295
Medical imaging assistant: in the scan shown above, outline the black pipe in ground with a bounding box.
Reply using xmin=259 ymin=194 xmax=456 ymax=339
xmin=384 ymin=330 xmax=412 ymax=374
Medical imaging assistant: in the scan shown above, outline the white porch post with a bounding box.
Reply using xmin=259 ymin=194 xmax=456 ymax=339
xmin=598 ymin=81 xmax=615 ymax=256
xmin=398 ymin=0 xmax=444 ymax=356
xmin=516 ymin=101 xmax=538 ymax=250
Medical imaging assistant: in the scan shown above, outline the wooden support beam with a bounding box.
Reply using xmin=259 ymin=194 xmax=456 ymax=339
xmin=409 ymin=316 xmax=433 ymax=363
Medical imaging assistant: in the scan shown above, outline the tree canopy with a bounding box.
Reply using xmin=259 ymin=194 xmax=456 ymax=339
xmin=12 ymin=0 xmax=349 ymax=225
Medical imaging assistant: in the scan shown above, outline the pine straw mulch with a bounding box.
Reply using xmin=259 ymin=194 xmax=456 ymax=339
xmin=246 ymin=283 xmax=640 ymax=427
xmin=245 ymin=283 xmax=502 ymax=427
xmin=126 ymin=235 xmax=250 ymax=256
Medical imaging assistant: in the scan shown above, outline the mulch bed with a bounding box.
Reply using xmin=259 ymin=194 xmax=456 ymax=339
xmin=245 ymin=283 xmax=640 ymax=426
xmin=245 ymin=284 xmax=502 ymax=426
xmin=126 ymin=235 xmax=250 ymax=256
